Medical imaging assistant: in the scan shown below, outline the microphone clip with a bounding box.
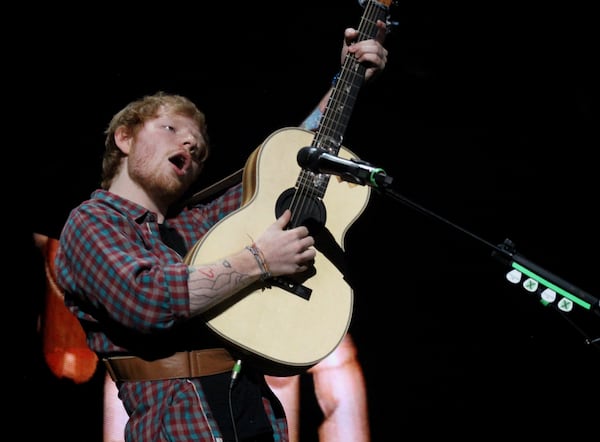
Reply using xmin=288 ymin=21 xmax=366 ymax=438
xmin=345 ymin=159 xmax=394 ymax=188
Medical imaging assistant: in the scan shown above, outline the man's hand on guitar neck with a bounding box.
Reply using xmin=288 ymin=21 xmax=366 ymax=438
xmin=342 ymin=20 xmax=389 ymax=82
xmin=306 ymin=19 xmax=389 ymax=126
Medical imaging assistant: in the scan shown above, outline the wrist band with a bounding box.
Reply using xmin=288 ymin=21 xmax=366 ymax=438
xmin=245 ymin=244 xmax=271 ymax=281
xmin=332 ymin=71 xmax=341 ymax=86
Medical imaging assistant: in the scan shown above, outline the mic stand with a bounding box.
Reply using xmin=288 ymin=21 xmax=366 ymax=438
xmin=370 ymin=174 xmax=600 ymax=347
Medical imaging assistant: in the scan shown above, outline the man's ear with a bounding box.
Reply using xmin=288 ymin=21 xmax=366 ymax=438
xmin=114 ymin=126 xmax=132 ymax=154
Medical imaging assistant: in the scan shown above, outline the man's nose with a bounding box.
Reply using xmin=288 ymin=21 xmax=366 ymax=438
xmin=182 ymin=138 xmax=202 ymax=160
xmin=181 ymin=134 xmax=196 ymax=149
xmin=181 ymin=132 xmax=195 ymax=146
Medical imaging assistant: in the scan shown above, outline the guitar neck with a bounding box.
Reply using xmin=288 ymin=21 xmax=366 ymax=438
xmin=296 ymin=0 xmax=390 ymax=200
xmin=314 ymin=0 xmax=390 ymax=156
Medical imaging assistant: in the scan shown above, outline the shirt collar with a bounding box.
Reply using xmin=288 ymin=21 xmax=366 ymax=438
xmin=91 ymin=189 xmax=158 ymax=225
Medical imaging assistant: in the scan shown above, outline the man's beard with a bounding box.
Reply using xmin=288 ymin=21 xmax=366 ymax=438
xmin=130 ymin=161 xmax=189 ymax=205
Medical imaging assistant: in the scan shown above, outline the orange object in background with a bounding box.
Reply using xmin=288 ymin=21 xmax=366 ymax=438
xmin=37 ymin=234 xmax=98 ymax=383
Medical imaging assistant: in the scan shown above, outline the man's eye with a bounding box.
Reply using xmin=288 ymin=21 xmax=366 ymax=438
xmin=163 ymin=125 xmax=175 ymax=132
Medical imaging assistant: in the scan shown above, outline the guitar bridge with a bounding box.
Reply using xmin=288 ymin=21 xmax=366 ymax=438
xmin=268 ymin=276 xmax=312 ymax=301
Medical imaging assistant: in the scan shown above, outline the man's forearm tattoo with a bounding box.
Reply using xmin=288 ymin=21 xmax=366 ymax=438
xmin=188 ymin=259 xmax=251 ymax=312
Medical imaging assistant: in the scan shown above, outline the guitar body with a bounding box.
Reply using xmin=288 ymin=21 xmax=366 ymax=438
xmin=185 ymin=127 xmax=370 ymax=375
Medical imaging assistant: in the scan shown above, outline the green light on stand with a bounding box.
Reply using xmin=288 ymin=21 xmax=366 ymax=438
xmin=511 ymin=261 xmax=591 ymax=310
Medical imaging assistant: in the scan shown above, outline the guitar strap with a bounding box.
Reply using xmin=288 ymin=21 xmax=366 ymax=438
xmin=182 ymin=168 xmax=243 ymax=208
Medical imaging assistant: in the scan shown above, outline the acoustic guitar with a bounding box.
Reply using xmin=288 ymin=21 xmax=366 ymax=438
xmin=185 ymin=0 xmax=392 ymax=375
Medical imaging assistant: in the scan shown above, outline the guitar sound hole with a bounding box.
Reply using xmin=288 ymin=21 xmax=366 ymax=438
xmin=276 ymin=188 xmax=326 ymax=234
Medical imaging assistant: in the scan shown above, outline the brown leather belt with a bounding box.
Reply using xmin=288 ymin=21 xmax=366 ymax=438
xmin=103 ymin=348 xmax=236 ymax=382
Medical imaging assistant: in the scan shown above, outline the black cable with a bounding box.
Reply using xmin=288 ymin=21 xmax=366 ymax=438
xmin=228 ymin=359 xmax=243 ymax=442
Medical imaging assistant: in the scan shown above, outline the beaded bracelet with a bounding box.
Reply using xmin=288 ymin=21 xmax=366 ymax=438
xmin=245 ymin=244 xmax=271 ymax=281
xmin=332 ymin=71 xmax=341 ymax=86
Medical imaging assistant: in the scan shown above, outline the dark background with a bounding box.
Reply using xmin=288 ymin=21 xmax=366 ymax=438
xmin=20 ymin=1 xmax=598 ymax=440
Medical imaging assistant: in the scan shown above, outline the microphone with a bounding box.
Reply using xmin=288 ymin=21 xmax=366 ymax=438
xmin=297 ymin=146 xmax=393 ymax=188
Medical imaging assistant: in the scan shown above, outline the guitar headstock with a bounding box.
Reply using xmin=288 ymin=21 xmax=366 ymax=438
xmin=358 ymin=0 xmax=393 ymax=6
xmin=358 ymin=0 xmax=398 ymax=34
